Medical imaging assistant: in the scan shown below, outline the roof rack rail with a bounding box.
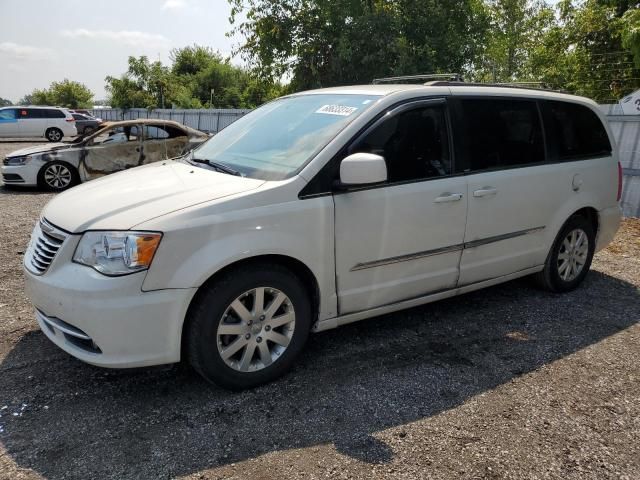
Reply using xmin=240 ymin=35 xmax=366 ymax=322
xmin=427 ymin=80 xmax=568 ymax=94
xmin=372 ymin=73 xmax=463 ymax=84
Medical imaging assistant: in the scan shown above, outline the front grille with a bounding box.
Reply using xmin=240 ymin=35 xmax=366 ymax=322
xmin=27 ymin=219 xmax=67 ymax=275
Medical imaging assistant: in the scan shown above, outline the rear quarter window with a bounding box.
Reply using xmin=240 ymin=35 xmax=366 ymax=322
xmin=543 ymin=101 xmax=611 ymax=160
xmin=45 ymin=109 xmax=66 ymax=119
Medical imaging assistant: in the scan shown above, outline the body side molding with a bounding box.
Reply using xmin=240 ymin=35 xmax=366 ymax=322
xmin=350 ymin=226 xmax=546 ymax=272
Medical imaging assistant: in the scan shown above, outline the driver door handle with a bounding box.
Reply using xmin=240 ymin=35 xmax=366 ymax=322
xmin=434 ymin=193 xmax=463 ymax=203
xmin=473 ymin=187 xmax=498 ymax=198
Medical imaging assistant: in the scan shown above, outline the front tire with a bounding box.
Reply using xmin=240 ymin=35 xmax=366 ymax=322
xmin=37 ymin=161 xmax=80 ymax=191
xmin=45 ymin=127 xmax=63 ymax=142
xmin=535 ymin=215 xmax=596 ymax=292
xmin=186 ymin=264 xmax=312 ymax=390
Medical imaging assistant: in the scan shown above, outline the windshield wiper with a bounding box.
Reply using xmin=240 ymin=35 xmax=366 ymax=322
xmin=190 ymin=157 xmax=242 ymax=176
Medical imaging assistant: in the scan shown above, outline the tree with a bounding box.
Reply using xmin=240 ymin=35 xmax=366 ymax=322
xmin=106 ymin=48 xmax=282 ymax=109
xmin=474 ymin=0 xmax=554 ymax=82
xmin=19 ymin=79 xmax=94 ymax=108
xmin=106 ymin=56 xmax=172 ymax=109
xmin=621 ymin=7 xmax=640 ymax=67
xmin=228 ymin=0 xmax=489 ymax=90
xmin=0 ymin=97 xmax=13 ymax=106
xmin=171 ymin=45 xmax=221 ymax=76
xmin=528 ymin=0 xmax=640 ymax=101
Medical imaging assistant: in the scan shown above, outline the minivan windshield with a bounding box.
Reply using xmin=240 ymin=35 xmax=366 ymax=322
xmin=190 ymin=93 xmax=380 ymax=180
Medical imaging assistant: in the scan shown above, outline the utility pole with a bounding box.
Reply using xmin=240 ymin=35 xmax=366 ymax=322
xmin=210 ymin=88 xmax=215 ymax=109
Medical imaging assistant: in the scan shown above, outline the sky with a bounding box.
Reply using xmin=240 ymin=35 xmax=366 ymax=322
xmin=0 ymin=0 xmax=242 ymax=103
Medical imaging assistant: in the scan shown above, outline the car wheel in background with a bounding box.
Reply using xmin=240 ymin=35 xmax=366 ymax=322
xmin=37 ymin=161 xmax=80 ymax=191
xmin=186 ymin=263 xmax=312 ymax=390
xmin=45 ymin=128 xmax=63 ymax=142
xmin=535 ymin=215 xmax=596 ymax=292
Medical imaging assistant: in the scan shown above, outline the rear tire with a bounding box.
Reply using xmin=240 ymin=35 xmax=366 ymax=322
xmin=45 ymin=128 xmax=63 ymax=142
xmin=186 ymin=263 xmax=312 ymax=390
xmin=534 ymin=215 xmax=595 ymax=292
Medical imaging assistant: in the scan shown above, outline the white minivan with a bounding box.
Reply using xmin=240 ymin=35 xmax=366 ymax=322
xmin=24 ymin=83 xmax=622 ymax=389
xmin=0 ymin=106 xmax=77 ymax=141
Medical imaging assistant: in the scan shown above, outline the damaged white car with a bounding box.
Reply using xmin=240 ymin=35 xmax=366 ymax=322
xmin=2 ymin=120 xmax=208 ymax=191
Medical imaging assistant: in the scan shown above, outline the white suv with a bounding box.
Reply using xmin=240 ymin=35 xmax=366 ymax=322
xmin=23 ymin=84 xmax=622 ymax=389
xmin=0 ymin=106 xmax=77 ymax=141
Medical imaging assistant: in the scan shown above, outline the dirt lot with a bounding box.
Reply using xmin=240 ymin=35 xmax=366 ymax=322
xmin=0 ymin=140 xmax=639 ymax=480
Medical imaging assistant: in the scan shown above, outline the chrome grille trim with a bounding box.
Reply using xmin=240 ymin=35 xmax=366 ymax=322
xmin=26 ymin=219 xmax=68 ymax=275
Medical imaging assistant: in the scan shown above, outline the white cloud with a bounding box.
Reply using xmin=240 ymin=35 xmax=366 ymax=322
xmin=0 ymin=42 xmax=53 ymax=61
xmin=61 ymin=29 xmax=170 ymax=49
xmin=162 ymin=0 xmax=187 ymax=10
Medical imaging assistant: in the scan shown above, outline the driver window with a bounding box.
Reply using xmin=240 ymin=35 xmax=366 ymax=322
xmin=90 ymin=126 xmax=140 ymax=145
xmin=352 ymin=105 xmax=451 ymax=183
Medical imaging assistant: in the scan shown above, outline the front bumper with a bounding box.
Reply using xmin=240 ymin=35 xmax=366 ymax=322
xmin=1 ymin=164 xmax=38 ymax=186
xmin=24 ymin=232 xmax=197 ymax=368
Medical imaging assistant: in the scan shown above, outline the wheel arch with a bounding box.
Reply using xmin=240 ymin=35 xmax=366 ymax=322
xmin=180 ymin=253 xmax=321 ymax=360
xmin=571 ymin=206 xmax=599 ymax=235
xmin=37 ymin=159 xmax=80 ymax=189
xmin=44 ymin=126 xmax=63 ymax=139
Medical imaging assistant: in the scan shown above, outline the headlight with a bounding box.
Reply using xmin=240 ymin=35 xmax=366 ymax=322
xmin=4 ymin=155 xmax=31 ymax=166
xmin=73 ymin=231 xmax=162 ymax=276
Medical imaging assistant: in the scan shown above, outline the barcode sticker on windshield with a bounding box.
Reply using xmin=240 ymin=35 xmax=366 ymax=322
xmin=315 ymin=105 xmax=358 ymax=116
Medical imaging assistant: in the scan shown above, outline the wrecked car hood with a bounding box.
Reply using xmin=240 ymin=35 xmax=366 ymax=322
xmin=6 ymin=143 xmax=70 ymax=157
xmin=42 ymin=161 xmax=265 ymax=232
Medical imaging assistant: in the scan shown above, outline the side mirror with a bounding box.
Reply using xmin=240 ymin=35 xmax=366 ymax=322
xmin=339 ymin=152 xmax=387 ymax=186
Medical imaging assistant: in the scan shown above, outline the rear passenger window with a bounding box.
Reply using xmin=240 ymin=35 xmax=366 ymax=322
xmin=21 ymin=109 xmax=45 ymax=119
xmin=45 ymin=109 xmax=66 ymax=119
xmin=544 ymin=101 xmax=611 ymax=160
xmin=143 ymin=126 xmax=170 ymax=139
xmin=458 ymin=99 xmax=545 ymax=171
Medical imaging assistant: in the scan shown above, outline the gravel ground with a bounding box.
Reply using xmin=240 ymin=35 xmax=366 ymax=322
xmin=0 ymin=140 xmax=639 ymax=480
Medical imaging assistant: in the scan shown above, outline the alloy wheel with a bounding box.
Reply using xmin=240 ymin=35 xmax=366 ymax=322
xmin=48 ymin=130 xmax=62 ymax=141
xmin=44 ymin=164 xmax=72 ymax=189
xmin=557 ymin=228 xmax=589 ymax=282
xmin=216 ymin=287 xmax=296 ymax=372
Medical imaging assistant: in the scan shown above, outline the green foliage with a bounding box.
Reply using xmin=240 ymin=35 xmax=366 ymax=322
xmin=621 ymin=7 xmax=640 ymax=67
xmin=20 ymin=79 xmax=93 ymax=108
xmin=474 ymin=0 xmax=555 ymax=82
xmin=228 ymin=0 xmax=640 ymax=101
xmin=105 ymin=46 xmax=282 ymax=109
xmin=0 ymin=97 xmax=12 ymax=107
xmin=229 ymin=0 xmax=489 ymax=90
xmin=527 ymin=0 xmax=640 ymax=101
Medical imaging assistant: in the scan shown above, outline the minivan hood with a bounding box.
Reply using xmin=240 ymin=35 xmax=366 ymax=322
xmin=7 ymin=143 xmax=69 ymax=157
xmin=42 ymin=161 xmax=265 ymax=232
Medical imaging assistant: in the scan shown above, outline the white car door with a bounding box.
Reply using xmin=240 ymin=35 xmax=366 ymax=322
xmin=20 ymin=108 xmax=48 ymax=137
xmin=16 ymin=108 xmax=39 ymax=137
xmin=333 ymin=99 xmax=468 ymax=314
xmin=453 ymin=97 xmax=554 ymax=285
